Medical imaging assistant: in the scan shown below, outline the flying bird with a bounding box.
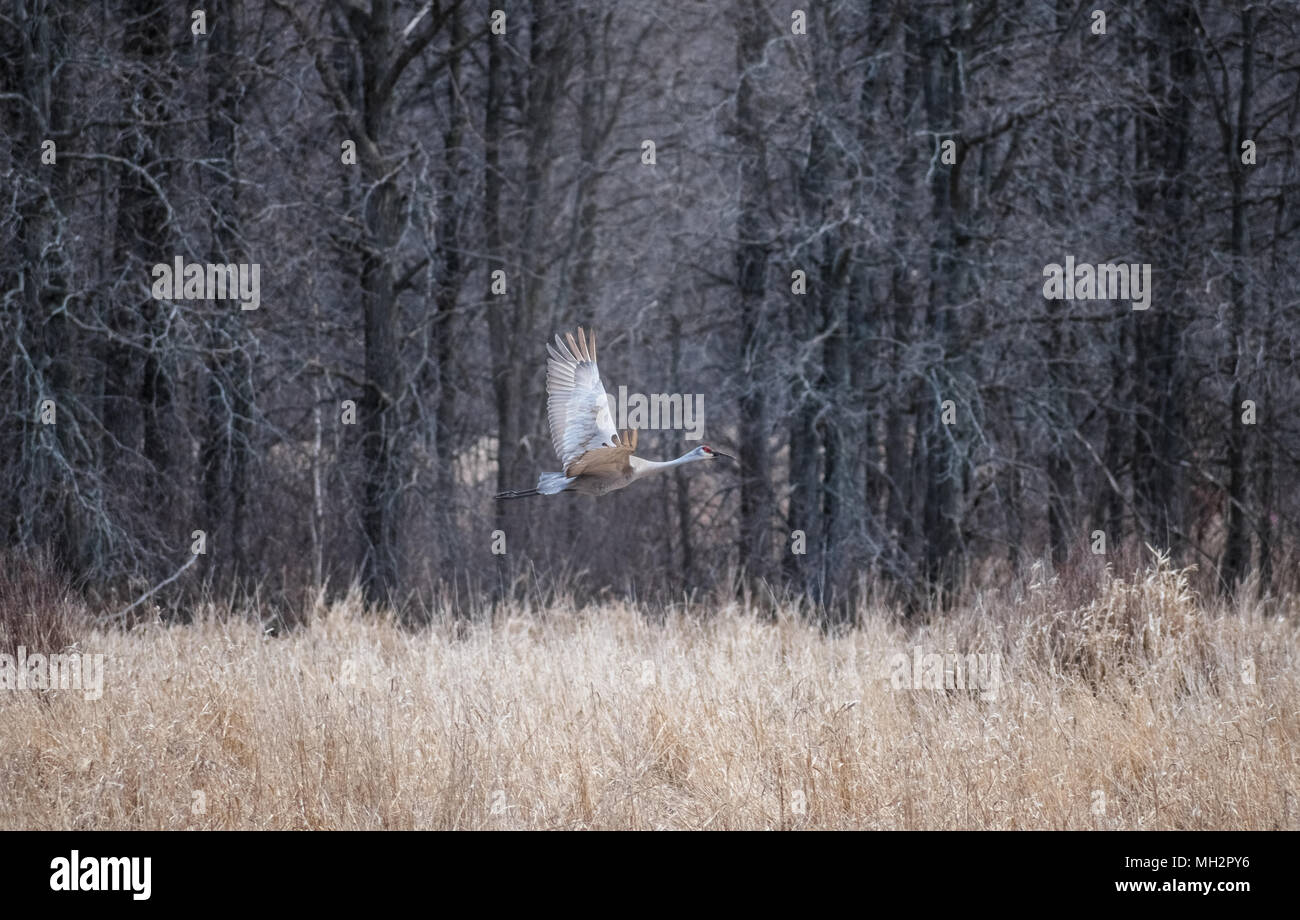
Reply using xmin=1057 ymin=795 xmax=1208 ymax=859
xmin=495 ymin=327 xmax=732 ymax=499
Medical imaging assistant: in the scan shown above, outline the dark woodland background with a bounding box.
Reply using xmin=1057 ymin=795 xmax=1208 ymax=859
xmin=2 ymin=0 xmax=1298 ymax=619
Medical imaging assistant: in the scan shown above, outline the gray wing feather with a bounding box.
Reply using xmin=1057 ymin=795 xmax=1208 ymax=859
xmin=546 ymin=329 xmax=618 ymax=472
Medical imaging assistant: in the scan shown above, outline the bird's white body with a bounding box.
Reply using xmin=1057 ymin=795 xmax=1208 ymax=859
xmin=535 ymin=454 xmax=710 ymax=496
xmin=496 ymin=328 xmax=730 ymax=499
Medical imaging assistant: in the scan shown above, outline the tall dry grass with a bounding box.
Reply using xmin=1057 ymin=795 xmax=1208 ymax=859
xmin=0 ymin=554 xmax=1295 ymax=829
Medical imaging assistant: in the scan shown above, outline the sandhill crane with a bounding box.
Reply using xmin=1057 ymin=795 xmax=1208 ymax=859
xmin=495 ymin=327 xmax=733 ymax=499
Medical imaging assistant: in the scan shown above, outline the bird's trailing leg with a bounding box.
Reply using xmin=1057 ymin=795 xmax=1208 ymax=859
xmin=494 ymin=487 xmax=540 ymax=500
xmin=495 ymin=471 xmax=576 ymax=500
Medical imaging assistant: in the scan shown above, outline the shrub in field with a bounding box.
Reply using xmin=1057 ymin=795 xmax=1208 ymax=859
xmin=0 ymin=551 xmax=80 ymax=658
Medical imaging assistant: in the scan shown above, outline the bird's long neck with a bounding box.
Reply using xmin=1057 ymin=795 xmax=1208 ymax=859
xmin=632 ymin=451 xmax=703 ymax=478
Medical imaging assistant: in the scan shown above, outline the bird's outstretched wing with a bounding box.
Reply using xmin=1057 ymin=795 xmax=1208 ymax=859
xmin=546 ymin=328 xmax=621 ymax=474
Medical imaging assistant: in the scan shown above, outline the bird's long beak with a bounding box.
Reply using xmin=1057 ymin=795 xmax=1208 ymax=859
xmin=712 ymin=448 xmax=736 ymax=461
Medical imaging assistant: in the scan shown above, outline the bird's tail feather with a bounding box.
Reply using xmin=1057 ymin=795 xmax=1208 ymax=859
xmin=537 ymin=472 xmax=575 ymax=494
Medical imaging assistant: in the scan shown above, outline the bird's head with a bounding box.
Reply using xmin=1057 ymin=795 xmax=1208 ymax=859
xmin=696 ymin=444 xmax=735 ymax=462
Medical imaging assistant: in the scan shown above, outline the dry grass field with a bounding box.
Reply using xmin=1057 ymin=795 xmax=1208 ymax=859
xmin=1 ymin=556 xmax=1296 ymax=830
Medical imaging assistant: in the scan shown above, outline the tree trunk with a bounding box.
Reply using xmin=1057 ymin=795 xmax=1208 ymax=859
xmin=1220 ymin=9 xmax=1255 ymax=592
xmin=734 ymin=3 xmax=772 ymax=583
